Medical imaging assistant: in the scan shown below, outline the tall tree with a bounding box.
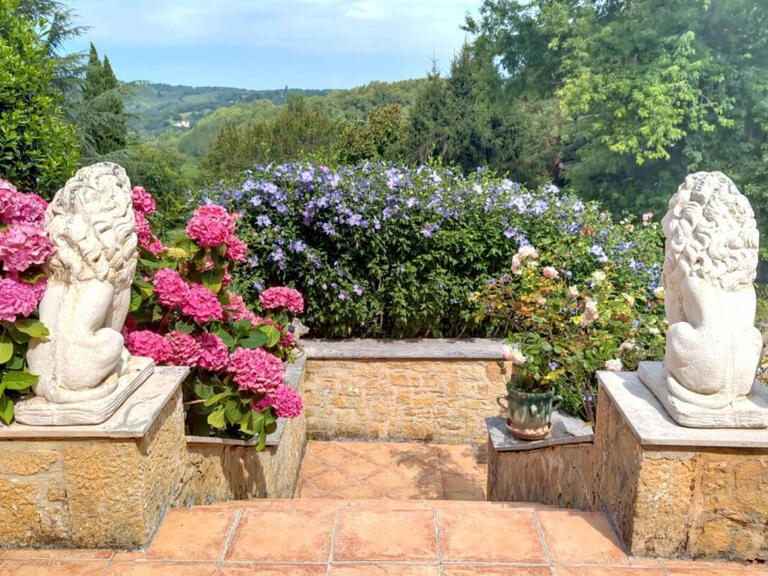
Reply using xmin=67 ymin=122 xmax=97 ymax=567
xmin=0 ymin=0 xmax=79 ymax=193
xmin=77 ymin=42 xmax=128 ymax=157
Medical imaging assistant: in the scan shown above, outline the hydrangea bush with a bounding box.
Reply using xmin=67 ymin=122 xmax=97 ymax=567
xmin=476 ymin=238 xmax=666 ymax=421
xmin=0 ymin=179 xmax=53 ymax=424
xmin=126 ymin=187 xmax=303 ymax=448
xmin=199 ymin=162 xmax=665 ymax=339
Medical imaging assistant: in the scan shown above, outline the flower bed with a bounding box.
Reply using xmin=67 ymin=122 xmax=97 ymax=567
xmin=0 ymin=179 xmax=53 ymax=424
xmin=125 ymin=187 xmax=305 ymax=447
xmin=200 ymin=163 xmax=664 ymax=340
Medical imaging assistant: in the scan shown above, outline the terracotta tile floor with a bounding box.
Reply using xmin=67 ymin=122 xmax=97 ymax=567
xmin=2 ymin=500 xmax=766 ymax=575
xmin=297 ymin=440 xmax=488 ymax=500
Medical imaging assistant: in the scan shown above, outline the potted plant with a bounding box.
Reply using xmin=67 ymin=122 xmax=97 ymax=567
xmin=497 ymin=337 xmax=563 ymax=440
xmin=475 ymin=240 xmax=666 ymax=430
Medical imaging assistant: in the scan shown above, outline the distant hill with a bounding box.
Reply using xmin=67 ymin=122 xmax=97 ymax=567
xmin=125 ymin=81 xmax=333 ymax=139
xmin=168 ymin=78 xmax=428 ymax=157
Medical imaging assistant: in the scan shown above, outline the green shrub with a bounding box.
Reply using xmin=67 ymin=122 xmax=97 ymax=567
xmin=198 ymin=162 xmax=665 ymax=342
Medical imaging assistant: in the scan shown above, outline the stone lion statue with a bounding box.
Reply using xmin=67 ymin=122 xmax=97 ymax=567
xmin=26 ymin=162 xmax=138 ymax=403
xmin=660 ymin=171 xmax=762 ymax=408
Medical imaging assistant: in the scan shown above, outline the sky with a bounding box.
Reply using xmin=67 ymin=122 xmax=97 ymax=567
xmin=64 ymin=0 xmax=481 ymax=90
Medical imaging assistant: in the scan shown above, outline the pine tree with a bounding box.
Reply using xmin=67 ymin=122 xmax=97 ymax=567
xmin=78 ymin=43 xmax=127 ymax=156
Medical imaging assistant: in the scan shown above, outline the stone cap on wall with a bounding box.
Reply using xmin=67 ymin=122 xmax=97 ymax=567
xmin=598 ymin=369 xmax=768 ymax=449
xmin=302 ymin=338 xmax=506 ymax=360
xmin=486 ymin=414 xmax=594 ymax=452
xmin=0 ymin=366 xmax=189 ymax=439
xmin=186 ymin=354 xmax=307 ymax=448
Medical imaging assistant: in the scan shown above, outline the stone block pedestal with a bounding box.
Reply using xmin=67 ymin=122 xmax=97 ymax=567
xmin=597 ymin=371 xmax=768 ymax=561
xmin=0 ymin=366 xmax=188 ymax=549
xmin=487 ymin=371 xmax=768 ymax=561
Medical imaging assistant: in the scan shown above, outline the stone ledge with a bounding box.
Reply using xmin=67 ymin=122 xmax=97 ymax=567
xmin=598 ymin=370 xmax=768 ymax=448
xmin=186 ymin=355 xmax=306 ymax=448
xmin=0 ymin=366 xmax=189 ymax=439
xmin=301 ymin=338 xmax=505 ymax=360
xmin=486 ymin=414 xmax=594 ymax=452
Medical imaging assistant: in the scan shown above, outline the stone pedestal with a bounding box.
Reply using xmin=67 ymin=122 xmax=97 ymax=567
xmin=0 ymin=366 xmax=188 ymax=549
xmin=597 ymin=370 xmax=768 ymax=561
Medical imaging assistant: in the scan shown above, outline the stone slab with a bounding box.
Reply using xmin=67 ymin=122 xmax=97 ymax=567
xmin=14 ymin=356 xmax=155 ymax=426
xmin=638 ymin=361 xmax=768 ymax=428
xmin=486 ymin=413 xmax=594 ymax=452
xmin=0 ymin=366 xmax=189 ymax=439
xmin=598 ymin=369 xmax=768 ymax=448
xmin=302 ymin=338 xmax=505 ymax=359
xmin=186 ymin=354 xmax=306 ymax=448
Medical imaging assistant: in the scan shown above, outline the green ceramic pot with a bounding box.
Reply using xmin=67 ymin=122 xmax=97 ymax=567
xmin=496 ymin=387 xmax=562 ymax=440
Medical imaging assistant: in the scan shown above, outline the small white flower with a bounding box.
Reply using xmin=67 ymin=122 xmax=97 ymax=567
xmin=567 ymin=285 xmax=579 ymax=298
xmin=503 ymin=344 xmax=527 ymax=365
xmin=648 ymin=327 xmax=660 ymax=336
xmin=622 ymin=293 xmax=635 ymax=306
xmin=653 ymin=286 xmax=665 ymax=299
xmin=619 ymin=339 xmax=636 ymax=353
xmin=592 ymin=270 xmax=607 ymax=283
xmin=581 ymin=297 xmax=599 ymax=326
xmin=605 ymin=358 xmax=623 ymax=371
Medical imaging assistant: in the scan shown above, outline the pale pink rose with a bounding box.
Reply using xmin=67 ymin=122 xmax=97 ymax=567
xmin=581 ymin=298 xmax=599 ymax=326
xmin=605 ymin=358 xmax=622 ymax=371
xmin=642 ymin=212 xmax=653 ymax=226
xmin=542 ymin=266 xmax=559 ymax=279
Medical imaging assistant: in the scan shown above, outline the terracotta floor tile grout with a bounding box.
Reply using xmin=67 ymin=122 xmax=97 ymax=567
xmin=532 ymin=510 xmax=554 ymax=566
xmin=433 ymin=509 xmax=444 ymax=566
xmin=217 ymin=507 xmax=243 ymax=569
xmin=98 ymin=551 xmax=116 ymax=576
xmin=326 ymin=507 xmax=340 ymax=575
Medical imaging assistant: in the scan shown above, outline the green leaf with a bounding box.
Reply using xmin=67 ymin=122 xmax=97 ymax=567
xmin=13 ymin=319 xmax=48 ymax=339
xmin=207 ymin=407 xmax=226 ymax=429
xmin=260 ymin=325 xmax=281 ymax=348
xmin=193 ymin=380 xmax=214 ymax=400
xmin=130 ymin=290 xmax=142 ymax=312
xmin=0 ymin=395 xmax=13 ymax=425
xmin=203 ymin=391 xmax=231 ymax=407
xmin=2 ymin=371 xmax=38 ymax=391
xmin=224 ymin=398 xmax=242 ymax=422
xmin=0 ymin=335 xmax=13 ymax=364
xmin=240 ymin=330 xmax=269 ymax=349
xmin=175 ymin=322 xmax=195 ymax=335
xmin=202 ymin=269 xmax=224 ymax=293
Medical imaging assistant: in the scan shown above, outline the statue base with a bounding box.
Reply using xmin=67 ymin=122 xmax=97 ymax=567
xmin=14 ymin=356 xmax=155 ymax=426
xmin=638 ymin=361 xmax=768 ymax=429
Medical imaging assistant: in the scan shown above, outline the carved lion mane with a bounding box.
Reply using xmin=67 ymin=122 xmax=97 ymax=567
xmin=662 ymin=171 xmax=758 ymax=293
xmin=45 ymin=162 xmax=137 ymax=290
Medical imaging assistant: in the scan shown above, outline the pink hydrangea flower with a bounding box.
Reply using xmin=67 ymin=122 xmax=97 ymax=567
xmin=222 ymin=269 xmax=232 ymax=287
xmin=0 ymin=275 xmax=39 ymax=322
xmin=125 ymin=330 xmax=171 ymax=364
xmin=134 ymin=211 xmax=153 ymax=247
xmin=0 ymin=222 xmax=54 ymax=272
xmin=181 ymin=283 xmax=224 ymax=324
xmin=197 ymin=332 xmax=229 ymax=372
xmin=0 ymin=179 xmax=18 ymax=222
xmin=146 ymin=237 xmax=164 ymax=256
xmin=186 ymin=205 xmax=236 ymax=247
xmin=225 ymin=236 xmax=247 ymax=262
xmin=542 ymin=266 xmax=559 ymax=279
xmin=227 ymin=347 xmax=284 ymax=393
xmin=259 ymin=287 xmax=304 ymax=314
xmin=253 ymin=384 xmax=303 ymax=418
xmin=3 ymin=192 xmax=47 ymax=225
xmin=226 ymin=291 xmax=258 ymax=326
xmin=166 ymin=330 xmax=201 ymax=366
xmin=153 ymin=268 xmax=189 ymax=308
xmin=31 ymin=277 xmax=47 ymax=301
xmin=279 ymin=331 xmax=294 ymax=348
xmin=132 ymin=186 xmax=156 ymax=215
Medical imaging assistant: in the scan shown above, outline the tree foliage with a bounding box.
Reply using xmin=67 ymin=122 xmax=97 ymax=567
xmin=0 ymin=0 xmax=78 ymax=194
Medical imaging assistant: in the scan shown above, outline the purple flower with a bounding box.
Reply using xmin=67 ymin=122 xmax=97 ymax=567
xmin=288 ymin=240 xmax=307 ymax=253
xmin=420 ymin=223 xmax=439 ymax=237
xmin=256 ymin=215 xmax=271 ymax=227
xmin=321 ymin=222 xmax=336 ymax=236
xmin=531 ymin=199 xmax=549 ymax=215
xmin=247 ymin=255 xmax=260 ymax=267
xmin=338 ymin=290 xmax=348 ymax=300
xmin=353 ymin=284 xmax=363 ymax=296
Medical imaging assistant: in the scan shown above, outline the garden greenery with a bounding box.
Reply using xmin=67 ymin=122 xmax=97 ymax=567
xmin=201 ymin=162 xmax=666 ymax=344
xmin=124 ymin=188 xmax=304 ymax=448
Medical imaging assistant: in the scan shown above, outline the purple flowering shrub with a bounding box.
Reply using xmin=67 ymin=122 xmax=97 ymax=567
xmin=199 ymin=162 xmax=665 ymax=340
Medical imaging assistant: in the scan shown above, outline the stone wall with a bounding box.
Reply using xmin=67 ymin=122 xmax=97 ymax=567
xmin=0 ymin=387 xmax=186 ymax=549
xmin=177 ymin=357 xmax=308 ymax=504
xmin=304 ymin=359 xmax=505 ymax=444
xmin=487 ymin=370 xmax=768 ymax=561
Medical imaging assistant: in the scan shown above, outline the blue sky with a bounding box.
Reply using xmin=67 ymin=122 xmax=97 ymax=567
xmin=64 ymin=1 xmax=480 ymax=90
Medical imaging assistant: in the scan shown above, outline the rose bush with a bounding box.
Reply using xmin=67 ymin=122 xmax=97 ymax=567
xmin=0 ymin=179 xmax=53 ymax=424
xmin=198 ymin=162 xmax=665 ymax=338
xmin=126 ymin=187 xmax=304 ymax=448
xmin=475 ymin=234 xmax=666 ymax=421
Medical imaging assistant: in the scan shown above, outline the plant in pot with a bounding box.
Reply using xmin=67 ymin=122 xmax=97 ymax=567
xmin=497 ymin=335 xmax=564 ymax=440
xmin=475 ymin=239 xmax=666 ymax=427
